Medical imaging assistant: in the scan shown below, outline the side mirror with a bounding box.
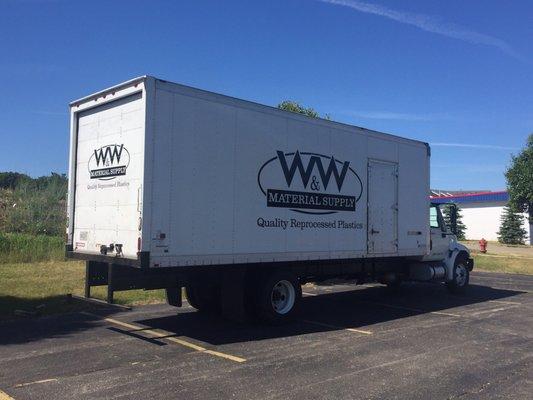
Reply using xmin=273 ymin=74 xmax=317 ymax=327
xmin=448 ymin=203 xmax=458 ymax=235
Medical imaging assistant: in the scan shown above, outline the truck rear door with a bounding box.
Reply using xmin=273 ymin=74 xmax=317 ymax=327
xmin=71 ymin=92 xmax=145 ymax=258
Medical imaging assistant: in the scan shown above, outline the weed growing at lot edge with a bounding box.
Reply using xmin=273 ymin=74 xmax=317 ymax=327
xmin=0 ymin=233 xmax=64 ymax=264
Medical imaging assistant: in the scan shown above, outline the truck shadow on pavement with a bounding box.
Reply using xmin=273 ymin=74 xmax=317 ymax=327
xmin=0 ymin=283 xmax=526 ymax=347
xmin=0 ymin=296 xmax=123 ymax=346
xmin=137 ymin=283 xmax=527 ymax=346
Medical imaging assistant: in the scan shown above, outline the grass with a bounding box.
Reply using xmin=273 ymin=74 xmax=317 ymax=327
xmin=472 ymin=254 xmax=533 ymax=275
xmin=0 ymin=232 xmax=65 ymax=264
xmin=459 ymin=240 xmax=533 ymax=274
xmin=463 ymin=239 xmax=530 ymax=248
xmin=0 ymin=260 xmax=165 ymax=320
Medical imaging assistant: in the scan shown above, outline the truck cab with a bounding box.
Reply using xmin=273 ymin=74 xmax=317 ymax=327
xmin=422 ymin=203 xmax=474 ymax=292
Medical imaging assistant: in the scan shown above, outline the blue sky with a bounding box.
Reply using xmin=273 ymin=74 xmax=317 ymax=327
xmin=1 ymin=0 xmax=531 ymax=190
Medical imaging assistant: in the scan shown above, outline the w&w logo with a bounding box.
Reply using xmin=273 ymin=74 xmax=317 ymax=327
xmin=94 ymin=144 xmax=125 ymax=167
xmin=277 ymin=150 xmax=350 ymax=192
xmin=258 ymin=150 xmax=363 ymax=214
xmin=88 ymin=144 xmax=130 ymax=180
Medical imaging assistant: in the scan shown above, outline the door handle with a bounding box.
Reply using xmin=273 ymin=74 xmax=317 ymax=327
xmin=371 ymin=228 xmax=380 ymax=235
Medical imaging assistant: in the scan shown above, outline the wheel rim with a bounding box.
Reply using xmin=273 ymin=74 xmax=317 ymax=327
xmin=455 ymin=264 xmax=468 ymax=286
xmin=271 ymin=280 xmax=295 ymax=315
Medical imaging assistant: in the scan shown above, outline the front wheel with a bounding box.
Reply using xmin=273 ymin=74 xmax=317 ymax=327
xmin=446 ymin=257 xmax=470 ymax=294
xmin=256 ymin=271 xmax=302 ymax=324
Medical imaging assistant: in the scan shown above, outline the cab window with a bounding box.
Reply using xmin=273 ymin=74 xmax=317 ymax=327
xmin=430 ymin=206 xmax=439 ymax=228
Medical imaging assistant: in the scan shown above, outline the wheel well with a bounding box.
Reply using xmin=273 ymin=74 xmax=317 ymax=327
xmin=455 ymin=250 xmax=471 ymax=269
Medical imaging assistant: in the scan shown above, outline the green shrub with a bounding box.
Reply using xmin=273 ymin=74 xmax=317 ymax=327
xmin=0 ymin=233 xmax=64 ymax=264
xmin=497 ymin=206 xmax=528 ymax=245
xmin=0 ymin=172 xmax=67 ymax=237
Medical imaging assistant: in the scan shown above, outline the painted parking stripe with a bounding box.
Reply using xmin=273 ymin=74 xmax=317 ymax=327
xmin=0 ymin=389 xmax=15 ymax=400
xmin=82 ymin=313 xmax=246 ymax=363
xmin=301 ymin=319 xmax=373 ymax=335
xmin=447 ymin=294 xmax=524 ymax=306
xmin=307 ymin=291 xmax=460 ymax=317
xmin=303 ymin=291 xmax=461 ymax=317
xmin=488 ymin=299 xmax=522 ymax=305
xmin=14 ymin=379 xmax=58 ymax=388
xmin=355 ymin=300 xmax=461 ymax=317
xmin=203 ymin=349 xmax=249 ymax=363
xmin=107 ymin=326 xmax=169 ymax=346
xmin=105 ymin=317 xmax=246 ymax=362
xmin=470 ymin=306 xmax=519 ymax=316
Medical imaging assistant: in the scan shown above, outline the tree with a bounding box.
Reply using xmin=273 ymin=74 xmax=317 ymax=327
xmin=0 ymin=172 xmax=31 ymax=190
xmin=497 ymin=205 xmax=527 ymax=245
xmin=505 ymin=134 xmax=533 ymax=244
xmin=442 ymin=203 xmax=466 ymax=240
xmin=277 ymin=100 xmax=330 ymax=119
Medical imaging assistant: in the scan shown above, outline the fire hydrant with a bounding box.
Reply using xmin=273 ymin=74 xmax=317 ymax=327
xmin=479 ymin=238 xmax=487 ymax=253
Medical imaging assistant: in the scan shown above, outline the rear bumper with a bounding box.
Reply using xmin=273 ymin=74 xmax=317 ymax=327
xmin=65 ymin=245 xmax=149 ymax=268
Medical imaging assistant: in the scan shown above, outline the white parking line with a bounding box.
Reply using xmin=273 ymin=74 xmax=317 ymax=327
xmin=469 ymin=306 xmax=518 ymax=316
xmin=358 ymin=300 xmax=461 ymax=317
xmin=14 ymin=379 xmax=58 ymax=388
xmin=303 ymin=291 xmax=461 ymax=317
xmin=301 ymin=319 xmax=373 ymax=335
xmin=488 ymin=299 xmax=522 ymax=305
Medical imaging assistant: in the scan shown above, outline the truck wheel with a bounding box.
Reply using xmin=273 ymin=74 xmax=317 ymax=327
xmin=386 ymin=278 xmax=403 ymax=292
xmin=256 ymin=271 xmax=302 ymax=324
xmin=185 ymin=283 xmax=221 ymax=314
xmin=446 ymin=256 xmax=470 ymax=294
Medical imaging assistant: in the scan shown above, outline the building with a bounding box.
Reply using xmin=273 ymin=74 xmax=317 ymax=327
xmin=430 ymin=191 xmax=531 ymax=243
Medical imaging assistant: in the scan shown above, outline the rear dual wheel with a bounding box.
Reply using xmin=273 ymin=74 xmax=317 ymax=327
xmin=183 ymin=271 xmax=302 ymax=324
xmin=386 ymin=278 xmax=403 ymax=292
xmin=185 ymin=281 xmax=221 ymax=314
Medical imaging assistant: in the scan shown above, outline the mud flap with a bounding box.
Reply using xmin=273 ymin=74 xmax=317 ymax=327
xmin=166 ymin=287 xmax=182 ymax=307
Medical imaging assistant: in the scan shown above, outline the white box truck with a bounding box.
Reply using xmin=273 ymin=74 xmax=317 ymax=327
xmin=67 ymin=76 xmax=473 ymax=323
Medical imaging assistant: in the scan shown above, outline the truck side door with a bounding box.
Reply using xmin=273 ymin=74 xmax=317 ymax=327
xmin=425 ymin=205 xmax=449 ymax=261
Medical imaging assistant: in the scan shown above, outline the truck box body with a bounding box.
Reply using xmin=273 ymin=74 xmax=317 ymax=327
xmin=67 ymin=76 xmax=430 ymax=268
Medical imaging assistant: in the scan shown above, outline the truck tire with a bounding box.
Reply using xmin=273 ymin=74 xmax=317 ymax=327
xmin=386 ymin=278 xmax=403 ymax=292
xmin=446 ymin=255 xmax=470 ymax=294
xmin=256 ymin=271 xmax=302 ymax=325
xmin=185 ymin=282 xmax=221 ymax=314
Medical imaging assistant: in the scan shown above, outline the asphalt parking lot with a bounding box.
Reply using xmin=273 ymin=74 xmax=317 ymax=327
xmin=1 ymin=271 xmax=532 ymax=400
